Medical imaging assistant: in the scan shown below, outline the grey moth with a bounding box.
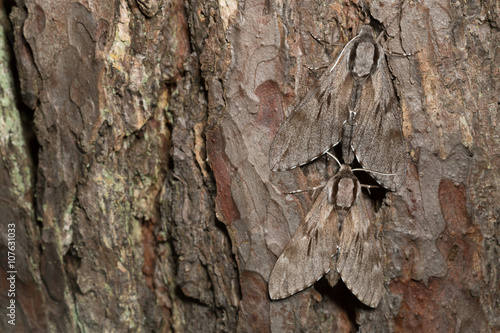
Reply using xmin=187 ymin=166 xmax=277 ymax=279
xmin=269 ymin=25 xmax=406 ymax=191
xmin=268 ymin=164 xmax=384 ymax=307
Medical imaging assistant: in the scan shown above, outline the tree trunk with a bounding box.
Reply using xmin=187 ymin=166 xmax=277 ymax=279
xmin=0 ymin=0 xmax=498 ymax=332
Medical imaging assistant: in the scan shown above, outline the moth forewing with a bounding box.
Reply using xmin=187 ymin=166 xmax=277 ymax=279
xmin=351 ymin=84 xmax=406 ymax=191
xmin=337 ymin=193 xmax=384 ymax=308
xmin=268 ymin=177 xmax=339 ymax=300
xmin=268 ymin=30 xmax=361 ymax=172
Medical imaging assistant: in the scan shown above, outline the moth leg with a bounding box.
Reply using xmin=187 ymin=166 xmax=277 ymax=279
xmin=352 ymin=167 xmax=397 ymax=177
xmin=379 ymin=30 xmax=420 ymax=58
xmin=361 ymin=184 xmax=381 ymax=189
xmin=307 ymin=31 xmax=331 ymax=45
xmin=375 ymin=13 xmax=401 ymax=44
xmin=360 ymin=184 xmax=381 ymax=195
xmin=384 ymin=49 xmax=420 ymax=58
xmin=303 ymin=63 xmax=329 ymax=71
xmin=375 ymin=0 xmax=413 ymax=43
xmin=286 ymin=184 xmax=326 ymax=194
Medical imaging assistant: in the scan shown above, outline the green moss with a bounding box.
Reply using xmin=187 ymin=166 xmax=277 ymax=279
xmin=0 ymin=12 xmax=34 ymax=216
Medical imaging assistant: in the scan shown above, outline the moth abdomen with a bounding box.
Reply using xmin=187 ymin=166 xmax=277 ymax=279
xmin=337 ymin=192 xmax=384 ymax=308
xmin=341 ymin=111 xmax=357 ymax=165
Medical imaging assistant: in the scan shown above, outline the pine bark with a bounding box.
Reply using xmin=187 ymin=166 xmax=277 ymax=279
xmin=0 ymin=0 xmax=498 ymax=332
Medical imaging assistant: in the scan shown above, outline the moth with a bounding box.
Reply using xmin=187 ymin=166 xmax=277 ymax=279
xmin=268 ymin=163 xmax=384 ymax=307
xmin=269 ymin=25 xmax=406 ymax=191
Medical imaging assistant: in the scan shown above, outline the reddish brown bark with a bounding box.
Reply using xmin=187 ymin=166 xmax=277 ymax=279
xmin=0 ymin=0 xmax=498 ymax=332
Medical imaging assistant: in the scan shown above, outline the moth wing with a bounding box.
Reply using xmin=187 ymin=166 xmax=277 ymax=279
xmin=352 ymin=51 xmax=406 ymax=191
xmin=337 ymin=194 xmax=384 ymax=308
xmin=269 ymin=38 xmax=358 ymax=171
xmin=269 ymin=178 xmax=339 ymax=300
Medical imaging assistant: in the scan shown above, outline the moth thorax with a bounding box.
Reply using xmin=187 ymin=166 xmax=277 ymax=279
xmin=352 ymin=42 xmax=375 ymax=78
xmin=336 ymin=177 xmax=355 ymax=209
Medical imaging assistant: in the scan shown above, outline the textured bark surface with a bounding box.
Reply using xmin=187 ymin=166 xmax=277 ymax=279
xmin=0 ymin=0 xmax=498 ymax=332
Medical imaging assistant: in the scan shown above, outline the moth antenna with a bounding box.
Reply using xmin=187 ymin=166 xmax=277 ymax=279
xmin=352 ymin=168 xmax=397 ymax=177
xmin=329 ymin=35 xmax=359 ymax=72
xmin=326 ymin=152 xmax=342 ymax=168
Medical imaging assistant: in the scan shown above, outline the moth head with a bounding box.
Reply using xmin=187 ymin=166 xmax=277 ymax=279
xmin=358 ymin=25 xmax=374 ymax=37
xmin=329 ymin=165 xmax=361 ymax=209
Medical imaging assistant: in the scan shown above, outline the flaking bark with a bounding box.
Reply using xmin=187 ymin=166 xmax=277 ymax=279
xmin=1 ymin=0 xmax=498 ymax=332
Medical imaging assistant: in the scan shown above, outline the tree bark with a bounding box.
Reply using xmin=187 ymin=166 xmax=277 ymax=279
xmin=0 ymin=0 xmax=498 ymax=332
